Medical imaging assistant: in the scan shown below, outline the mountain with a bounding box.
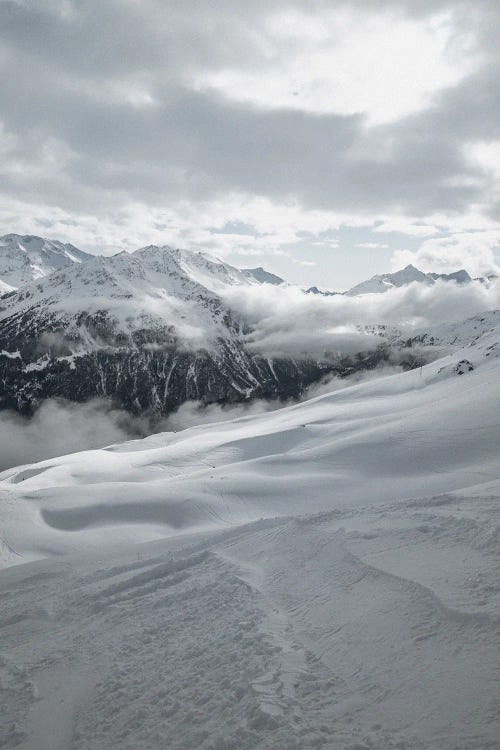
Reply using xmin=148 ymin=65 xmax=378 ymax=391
xmin=305 ymin=285 xmax=339 ymax=296
xmin=347 ymin=263 xmax=472 ymax=295
xmin=0 ymin=233 xmax=92 ymax=292
xmin=399 ymin=310 xmax=500 ymax=351
xmin=0 ymin=235 xmax=494 ymax=416
xmin=242 ymin=266 xmax=284 ymax=285
xmin=427 ymin=269 xmax=471 ymax=283
xmin=1 ymin=313 xmax=499 ymax=748
xmin=0 ymin=244 xmax=364 ymax=415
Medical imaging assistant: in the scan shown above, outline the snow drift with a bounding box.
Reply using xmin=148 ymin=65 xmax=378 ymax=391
xmin=0 ymin=309 xmax=499 ymax=750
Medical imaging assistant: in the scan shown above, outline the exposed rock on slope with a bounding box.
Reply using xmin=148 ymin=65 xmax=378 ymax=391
xmin=0 ymin=245 xmax=381 ymax=414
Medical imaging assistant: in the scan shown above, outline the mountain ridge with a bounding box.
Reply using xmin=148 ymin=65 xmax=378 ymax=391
xmin=0 ymin=233 xmax=497 ymax=417
xmin=0 ymin=233 xmax=92 ymax=292
xmin=0 ymin=244 xmax=355 ymax=414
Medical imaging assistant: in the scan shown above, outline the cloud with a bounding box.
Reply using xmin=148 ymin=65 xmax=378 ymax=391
xmin=0 ymin=398 xmax=156 ymax=471
xmin=392 ymin=231 xmax=500 ymax=277
xmin=0 ymin=0 xmax=499 ymax=296
xmin=356 ymin=242 xmax=389 ymax=249
xmin=0 ymin=0 xmax=499 ymax=268
xmin=0 ymin=366 xmax=404 ymax=470
xmin=197 ymin=6 xmax=476 ymax=124
xmin=223 ymin=275 xmax=500 ymax=357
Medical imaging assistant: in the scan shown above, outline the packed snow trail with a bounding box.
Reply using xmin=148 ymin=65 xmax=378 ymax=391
xmin=0 ymin=326 xmax=499 ymax=748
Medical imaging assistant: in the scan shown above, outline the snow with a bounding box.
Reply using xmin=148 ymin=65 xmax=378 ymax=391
xmin=242 ymin=267 xmax=285 ymax=285
xmin=0 ymin=234 xmax=92 ymax=290
xmin=0 ymin=245 xmax=266 ymax=355
xmin=346 ymin=264 xmax=474 ymax=296
xmin=0 ymin=314 xmax=499 ymax=748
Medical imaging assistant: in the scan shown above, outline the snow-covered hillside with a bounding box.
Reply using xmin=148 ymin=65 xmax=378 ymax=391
xmin=0 ymin=313 xmax=499 ymax=749
xmin=0 ymin=245 xmax=338 ymax=414
xmin=0 ymin=234 xmax=91 ymax=292
xmin=402 ymin=309 xmax=500 ymax=351
xmin=0 ymin=244 xmax=257 ymax=350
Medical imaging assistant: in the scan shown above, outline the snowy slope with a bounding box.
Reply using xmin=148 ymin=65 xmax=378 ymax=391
xmin=0 ymin=234 xmax=92 ymax=291
xmin=242 ymin=266 xmax=284 ymax=285
xmin=0 ymin=318 xmax=499 ymax=749
xmin=0 ymin=320 xmax=499 ymax=749
xmin=402 ymin=309 xmax=500 ymax=350
xmin=2 ymin=315 xmax=499 ymax=561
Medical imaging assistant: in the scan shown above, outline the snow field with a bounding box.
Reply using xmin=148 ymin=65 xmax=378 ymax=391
xmin=0 ymin=319 xmax=499 ymax=748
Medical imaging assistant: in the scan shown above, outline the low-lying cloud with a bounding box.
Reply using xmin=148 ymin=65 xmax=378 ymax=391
xmin=0 ymin=399 xmax=154 ymax=472
xmin=223 ymin=277 xmax=500 ymax=358
xmin=0 ymin=365 xmax=403 ymax=471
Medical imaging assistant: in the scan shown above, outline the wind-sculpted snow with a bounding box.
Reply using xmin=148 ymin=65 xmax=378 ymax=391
xmin=0 ymin=304 xmax=499 ymax=748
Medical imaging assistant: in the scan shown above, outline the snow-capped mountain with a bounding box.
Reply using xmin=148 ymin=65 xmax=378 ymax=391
xmin=0 ymin=233 xmax=92 ymax=292
xmin=400 ymin=310 xmax=500 ymax=351
xmin=0 ymin=245 xmax=342 ymax=414
xmin=346 ymin=263 xmax=472 ymax=295
xmin=0 ymin=234 xmax=497 ymax=416
xmin=305 ymin=285 xmax=339 ymax=296
xmin=242 ymin=266 xmax=284 ymax=285
xmin=305 ymin=264 xmax=474 ymax=296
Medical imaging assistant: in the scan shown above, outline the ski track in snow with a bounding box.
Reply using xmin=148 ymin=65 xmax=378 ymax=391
xmin=0 ymin=331 xmax=500 ymax=749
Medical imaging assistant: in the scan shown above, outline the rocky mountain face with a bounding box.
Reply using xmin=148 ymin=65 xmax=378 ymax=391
xmin=0 ymin=241 xmax=387 ymax=415
xmin=305 ymin=286 xmax=339 ymax=296
xmin=1 ymin=235 xmax=494 ymax=418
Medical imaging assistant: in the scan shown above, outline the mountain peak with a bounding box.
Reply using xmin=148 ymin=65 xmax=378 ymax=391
xmin=242 ymin=267 xmax=284 ymax=285
xmin=0 ymin=233 xmax=93 ymax=291
xmin=346 ymin=263 xmax=475 ymax=296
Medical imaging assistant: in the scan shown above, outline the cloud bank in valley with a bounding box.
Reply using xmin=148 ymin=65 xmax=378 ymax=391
xmin=223 ymin=277 xmax=500 ymax=358
xmin=0 ymin=365 xmax=405 ymax=471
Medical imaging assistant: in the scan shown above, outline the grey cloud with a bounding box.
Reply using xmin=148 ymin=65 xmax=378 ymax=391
xmin=0 ymin=1 xmax=499 ymax=223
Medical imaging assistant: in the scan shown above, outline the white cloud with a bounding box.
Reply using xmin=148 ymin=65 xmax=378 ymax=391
xmin=373 ymin=220 xmax=441 ymax=237
xmin=392 ymin=231 xmax=500 ymax=277
xmin=223 ymin=275 xmax=500 ymax=358
xmin=356 ymin=242 xmax=389 ymax=249
xmin=1 ymin=1 xmax=499 ymax=288
xmin=196 ymin=8 xmax=478 ymax=124
xmin=466 ymin=140 xmax=500 ymax=179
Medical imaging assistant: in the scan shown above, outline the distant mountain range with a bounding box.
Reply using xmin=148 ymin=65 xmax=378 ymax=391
xmin=0 ymin=236 xmax=361 ymax=415
xmin=1 ymin=234 xmax=494 ymax=296
xmin=0 ymin=234 xmax=496 ymax=416
xmin=345 ymin=264 xmax=473 ymax=295
xmin=308 ymin=264 xmax=495 ymax=297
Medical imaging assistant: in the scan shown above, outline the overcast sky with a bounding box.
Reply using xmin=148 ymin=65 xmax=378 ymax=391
xmin=0 ymin=0 xmax=499 ymax=288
